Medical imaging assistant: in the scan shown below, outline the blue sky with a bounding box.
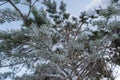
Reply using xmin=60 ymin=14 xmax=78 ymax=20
xmin=64 ymin=0 xmax=91 ymax=16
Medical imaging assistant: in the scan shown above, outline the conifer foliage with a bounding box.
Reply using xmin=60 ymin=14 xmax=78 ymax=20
xmin=0 ymin=0 xmax=120 ymax=80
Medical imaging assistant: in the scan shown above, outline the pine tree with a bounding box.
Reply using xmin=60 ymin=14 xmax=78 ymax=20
xmin=0 ymin=0 xmax=120 ymax=80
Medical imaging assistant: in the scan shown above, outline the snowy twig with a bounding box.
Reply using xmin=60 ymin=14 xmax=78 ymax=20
xmin=0 ymin=1 xmax=7 ymax=6
xmin=74 ymin=22 xmax=84 ymax=39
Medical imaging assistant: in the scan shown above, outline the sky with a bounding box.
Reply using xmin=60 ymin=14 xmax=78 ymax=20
xmin=64 ymin=0 xmax=91 ymax=16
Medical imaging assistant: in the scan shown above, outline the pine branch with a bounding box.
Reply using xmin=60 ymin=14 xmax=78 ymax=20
xmin=7 ymin=0 xmax=26 ymax=21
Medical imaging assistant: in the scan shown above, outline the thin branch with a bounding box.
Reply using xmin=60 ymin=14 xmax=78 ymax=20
xmin=26 ymin=0 xmax=32 ymax=19
xmin=31 ymin=0 xmax=39 ymax=6
xmin=7 ymin=0 xmax=25 ymax=20
xmin=77 ymin=62 xmax=97 ymax=80
xmin=27 ymin=0 xmax=39 ymax=18
xmin=70 ymin=56 xmax=88 ymax=75
xmin=55 ymin=64 xmax=67 ymax=77
xmin=0 ymin=1 xmax=7 ymax=6
xmin=44 ymin=74 xmax=64 ymax=79
xmin=74 ymin=22 xmax=84 ymax=39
